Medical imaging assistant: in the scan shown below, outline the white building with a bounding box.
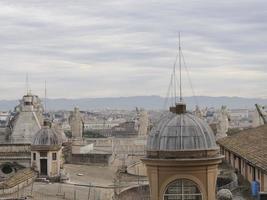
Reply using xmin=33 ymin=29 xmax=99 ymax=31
xmin=0 ymin=112 xmax=10 ymax=127
xmin=229 ymin=109 xmax=249 ymax=120
xmin=83 ymin=118 xmax=125 ymax=131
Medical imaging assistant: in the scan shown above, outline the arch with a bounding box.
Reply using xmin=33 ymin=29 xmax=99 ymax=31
xmin=160 ymin=175 xmax=207 ymax=200
xmin=1 ymin=164 xmax=13 ymax=174
xmin=163 ymin=178 xmax=202 ymax=200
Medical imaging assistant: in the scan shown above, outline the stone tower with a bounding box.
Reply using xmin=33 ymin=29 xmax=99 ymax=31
xmin=142 ymin=103 xmax=223 ymax=200
xmin=69 ymin=107 xmax=83 ymax=139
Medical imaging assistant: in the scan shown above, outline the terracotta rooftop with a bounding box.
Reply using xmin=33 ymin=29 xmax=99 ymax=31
xmin=217 ymin=124 xmax=267 ymax=172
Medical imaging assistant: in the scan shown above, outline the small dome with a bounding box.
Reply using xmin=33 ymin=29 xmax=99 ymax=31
xmin=32 ymin=126 xmax=62 ymax=146
xmin=147 ymin=106 xmax=217 ymax=151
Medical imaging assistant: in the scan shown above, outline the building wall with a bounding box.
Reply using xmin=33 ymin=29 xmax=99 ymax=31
xmin=0 ymin=144 xmax=31 ymax=167
xmin=264 ymin=174 xmax=267 ymax=191
xmin=84 ymin=122 xmax=119 ymax=130
xmin=71 ymin=153 xmax=112 ymax=166
xmin=117 ymin=185 xmax=150 ymax=200
xmin=0 ymin=144 xmax=31 ymax=152
xmin=31 ymin=149 xmax=61 ymax=178
xmin=220 ymin=147 xmax=267 ymax=192
xmin=47 ymin=150 xmax=61 ymax=177
xmin=144 ymin=160 xmax=220 ymax=200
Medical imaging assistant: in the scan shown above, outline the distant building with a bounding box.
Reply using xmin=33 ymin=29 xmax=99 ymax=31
xmin=111 ymin=121 xmax=138 ymax=137
xmin=0 ymin=112 xmax=10 ymax=127
xmin=218 ymin=125 xmax=267 ymax=192
xmin=142 ymin=103 xmax=223 ymax=200
xmin=229 ymin=109 xmax=249 ymax=120
xmin=83 ymin=119 xmax=121 ymax=131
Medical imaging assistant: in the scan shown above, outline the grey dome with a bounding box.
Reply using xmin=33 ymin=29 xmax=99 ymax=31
xmin=147 ymin=112 xmax=217 ymax=151
xmin=32 ymin=126 xmax=62 ymax=146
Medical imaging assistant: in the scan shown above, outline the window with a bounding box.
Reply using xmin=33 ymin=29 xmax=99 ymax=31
xmin=52 ymin=153 xmax=57 ymax=161
xmin=33 ymin=153 xmax=36 ymax=161
xmin=164 ymin=179 xmax=202 ymax=200
xmin=40 ymin=152 xmax=47 ymax=157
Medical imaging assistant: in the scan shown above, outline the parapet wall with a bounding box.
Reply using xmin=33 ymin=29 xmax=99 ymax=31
xmin=0 ymin=144 xmax=31 ymax=167
xmin=71 ymin=153 xmax=113 ymax=166
xmin=0 ymin=143 xmax=31 ymax=152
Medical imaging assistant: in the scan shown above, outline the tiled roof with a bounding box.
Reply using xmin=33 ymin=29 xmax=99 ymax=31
xmin=217 ymin=124 xmax=267 ymax=172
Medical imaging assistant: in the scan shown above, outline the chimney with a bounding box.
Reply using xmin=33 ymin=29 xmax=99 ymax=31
xmin=170 ymin=103 xmax=186 ymax=114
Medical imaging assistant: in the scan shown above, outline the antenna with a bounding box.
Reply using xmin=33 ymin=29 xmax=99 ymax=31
xmin=26 ymin=73 xmax=29 ymax=94
xmin=173 ymin=54 xmax=177 ymax=104
xmin=178 ymin=32 xmax=182 ymax=102
xmin=163 ymin=33 xmax=198 ymax=110
xmin=44 ymin=80 xmax=47 ymax=113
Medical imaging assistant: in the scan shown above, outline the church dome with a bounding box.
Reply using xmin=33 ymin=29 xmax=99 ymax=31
xmin=32 ymin=126 xmax=62 ymax=146
xmin=147 ymin=103 xmax=217 ymax=151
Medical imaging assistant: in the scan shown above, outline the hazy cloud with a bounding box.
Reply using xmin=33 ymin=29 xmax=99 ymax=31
xmin=0 ymin=0 xmax=266 ymax=99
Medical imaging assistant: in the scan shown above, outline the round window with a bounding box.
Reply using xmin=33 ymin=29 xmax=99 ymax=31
xmin=1 ymin=164 xmax=13 ymax=174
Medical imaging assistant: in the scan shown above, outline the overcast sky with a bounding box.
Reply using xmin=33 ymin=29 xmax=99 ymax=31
xmin=0 ymin=0 xmax=266 ymax=100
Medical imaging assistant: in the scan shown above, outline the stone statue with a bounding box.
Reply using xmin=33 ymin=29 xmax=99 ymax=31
xmin=69 ymin=107 xmax=83 ymax=139
xmin=194 ymin=105 xmax=203 ymax=119
xmin=138 ymin=110 xmax=149 ymax=137
xmin=217 ymin=189 xmax=233 ymax=200
xmin=216 ymin=106 xmax=230 ymax=140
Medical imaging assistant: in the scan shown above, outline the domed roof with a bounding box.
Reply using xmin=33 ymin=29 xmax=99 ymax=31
xmin=32 ymin=126 xmax=62 ymax=146
xmin=147 ymin=104 xmax=217 ymax=151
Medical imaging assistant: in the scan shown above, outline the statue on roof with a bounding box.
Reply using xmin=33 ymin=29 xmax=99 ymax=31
xmin=216 ymin=106 xmax=230 ymax=140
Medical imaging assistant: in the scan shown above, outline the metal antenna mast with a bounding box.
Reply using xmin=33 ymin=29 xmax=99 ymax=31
xmin=178 ymin=32 xmax=182 ymax=102
xmin=173 ymin=54 xmax=177 ymax=104
xmin=44 ymin=80 xmax=47 ymax=113
xmin=26 ymin=73 xmax=29 ymax=94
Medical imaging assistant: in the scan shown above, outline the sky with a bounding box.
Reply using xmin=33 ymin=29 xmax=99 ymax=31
xmin=0 ymin=0 xmax=267 ymax=100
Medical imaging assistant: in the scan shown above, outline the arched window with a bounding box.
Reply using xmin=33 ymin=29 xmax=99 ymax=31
xmin=163 ymin=179 xmax=202 ymax=200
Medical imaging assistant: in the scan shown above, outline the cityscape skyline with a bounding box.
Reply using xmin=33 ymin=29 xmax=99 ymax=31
xmin=0 ymin=0 xmax=267 ymax=99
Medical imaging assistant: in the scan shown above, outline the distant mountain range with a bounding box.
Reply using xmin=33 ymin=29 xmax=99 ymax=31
xmin=0 ymin=95 xmax=266 ymax=111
